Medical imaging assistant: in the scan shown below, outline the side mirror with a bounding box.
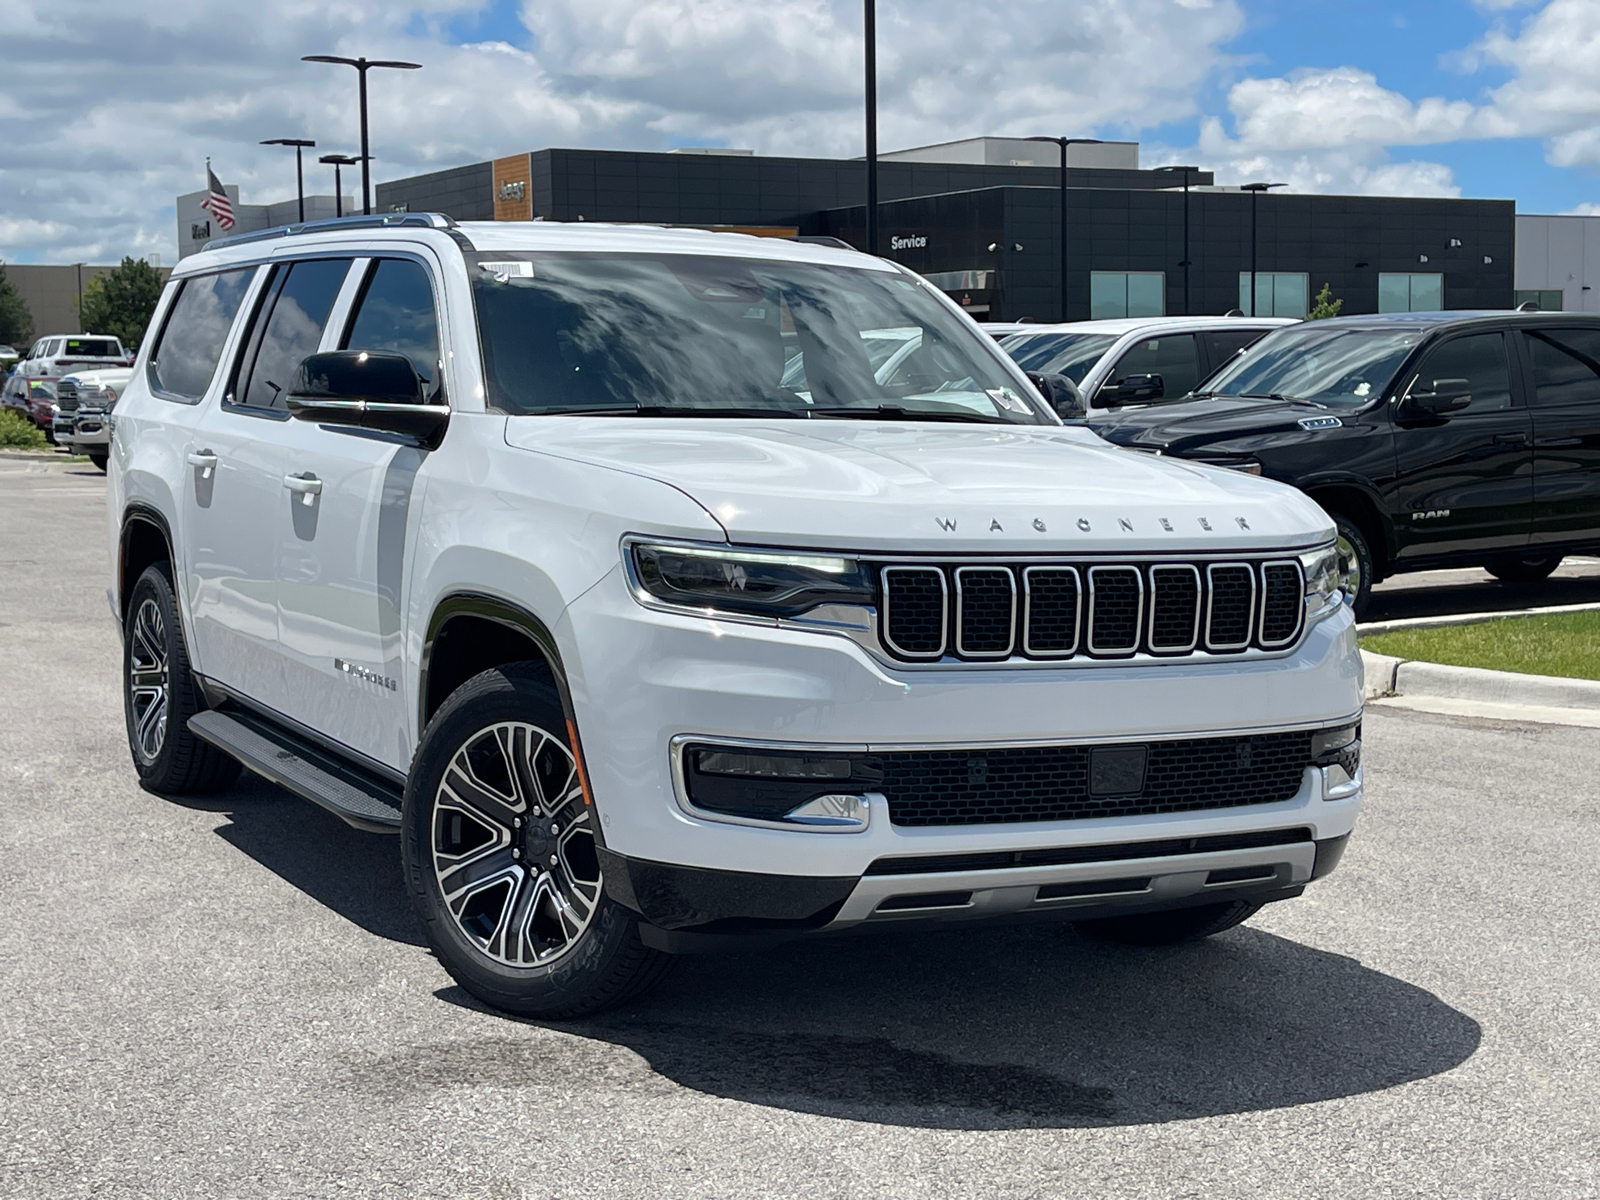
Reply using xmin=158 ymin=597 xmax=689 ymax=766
xmin=1026 ymin=371 xmax=1084 ymax=419
xmin=286 ymin=350 xmax=448 ymax=447
xmin=1407 ymin=377 xmax=1472 ymax=415
xmin=1103 ymin=372 xmax=1165 ymax=405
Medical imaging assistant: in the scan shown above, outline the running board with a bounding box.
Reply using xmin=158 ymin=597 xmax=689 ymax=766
xmin=188 ymin=709 xmax=404 ymax=833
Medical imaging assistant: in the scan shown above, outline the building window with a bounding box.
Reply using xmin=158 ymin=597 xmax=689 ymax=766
xmin=1090 ymin=272 xmax=1165 ymax=320
xmin=1515 ymin=289 xmax=1563 ymax=312
xmin=1237 ymin=272 xmax=1308 ymax=318
xmin=1379 ymin=273 xmax=1444 ymax=313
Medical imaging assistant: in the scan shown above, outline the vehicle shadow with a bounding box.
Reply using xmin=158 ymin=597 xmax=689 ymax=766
xmin=204 ymin=771 xmax=424 ymax=947
xmin=413 ymin=918 xmax=1480 ymax=1130
xmin=1366 ymin=567 xmax=1600 ymax=622
xmin=198 ymin=778 xmax=1480 ymax=1130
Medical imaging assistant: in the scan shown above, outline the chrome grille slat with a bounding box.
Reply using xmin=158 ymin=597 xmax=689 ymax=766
xmin=874 ymin=555 xmax=1313 ymax=663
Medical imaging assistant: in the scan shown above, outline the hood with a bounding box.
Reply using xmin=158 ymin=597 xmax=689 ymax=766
xmin=1090 ymin=396 xmax=1335 ymax=452
xmin=60 ymin=368 xmax=134 ymax=388
xmin=504 ymin=417 xmax=1333 ymax=553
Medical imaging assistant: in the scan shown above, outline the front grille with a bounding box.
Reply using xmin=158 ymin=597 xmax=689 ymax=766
xmin=55 ymin=381 xmax=80 ymax=411
xmin=876 ymin=557 xmax=1307 ymax=663
xmin=880 ymin=730 xmax=1313 ymax=826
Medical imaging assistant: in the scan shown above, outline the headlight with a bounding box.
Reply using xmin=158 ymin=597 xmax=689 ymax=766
xmin=1194 ymin=456 xmax=1262 ymax=475
xmin=628 ymin=540 xmax=875 ymax=618
xmin=1300 ymin=544 xmax=1341 ymax=610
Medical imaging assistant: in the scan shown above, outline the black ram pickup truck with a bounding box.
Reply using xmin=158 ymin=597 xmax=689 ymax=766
xmin=1091 ymin=311 xmax=1600 ymax=617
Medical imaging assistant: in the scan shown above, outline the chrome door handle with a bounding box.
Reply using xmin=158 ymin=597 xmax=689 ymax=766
xmin=186 ymin=450 xmax=217 ymax=478
xmin=282 ymin=473 xmax=323 ymax=505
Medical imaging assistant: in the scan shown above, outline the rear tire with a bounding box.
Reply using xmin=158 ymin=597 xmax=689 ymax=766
xmin=402 ymin=662 xmax=673 ymax=1018
xmin=1073 ymin=900 xmax=1262 ymax=947
xmin=122 ymin=563 xmax=242 ymax=795
xmin=1486 ymin=553 xmax=1562 ymax=583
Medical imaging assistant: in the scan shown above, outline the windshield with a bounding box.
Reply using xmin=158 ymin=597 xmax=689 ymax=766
xmin=998 ymin=331 xmax=1117 ymax=383
xmin=469 ymin=252 xmax=1046 ymax=423
xmin=1201 ymin=324 xmax=1424 ymax=409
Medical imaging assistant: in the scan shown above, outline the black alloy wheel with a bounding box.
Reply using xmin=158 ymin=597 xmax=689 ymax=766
xmin=1485 ymin=553 xmax=1563 ymax=584
xmin=122 ymin=563 xmax=241 ymax=794
xmin=1073 ymin=899 xmax=1262 ymax=947
xmin=402 ymin=663 xmax=672 ymax=1018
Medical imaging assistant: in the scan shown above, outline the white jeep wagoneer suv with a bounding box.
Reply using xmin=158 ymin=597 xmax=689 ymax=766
xmin=109 ymin=213 xmax=1362 ymax=1017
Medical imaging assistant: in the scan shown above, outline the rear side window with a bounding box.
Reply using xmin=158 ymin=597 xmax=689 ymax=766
xmin=1204 ymin=329 xmax=1270 ymax=371
xmin=1407 ymin=332 xmax=1512 ymax=413
xmin=341 ymin=258 xmax=441 ymax=388
xmin=232 ymin=258 xmax=352 ymax=410
xmin=1525 ymin=329 xmax=1600 ymax=407
xmin=1108 ymin=334 xmax=1201 ymax=399
xmin=149 ymin=268 xmax=256 ymax=401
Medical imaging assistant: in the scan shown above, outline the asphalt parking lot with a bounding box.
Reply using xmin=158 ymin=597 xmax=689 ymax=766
xmin=2 ymin=456 xmax=1597 ymax=1199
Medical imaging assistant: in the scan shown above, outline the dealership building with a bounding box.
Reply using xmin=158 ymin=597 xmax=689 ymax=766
xmin=170 ymin=137 xmax=1548 ymax=324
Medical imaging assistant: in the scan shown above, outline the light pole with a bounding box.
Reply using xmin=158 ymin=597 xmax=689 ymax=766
xmin=1025 ymin=136 xmax=1103 ymax=321
xmin=1241 ymin=181 xmax=1286 ymax=316
xmin=1156 ymin=165 xmax=1200 ymax=315
xmin=864 ymin=0 xmax=878 ymax=255
xmin=302 ymin=55 xmax=421 ymax=215
xmin=318 ymin=154 xmax=359 ymax=218
xmin=261 ymin=138 xmax=316 ymax=222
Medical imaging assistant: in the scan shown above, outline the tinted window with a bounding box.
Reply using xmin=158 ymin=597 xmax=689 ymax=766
xmin=341 ymin=259 xmax=441 ymax=387
xmin=1108 ymin=334 xmax=1200 ymax=399
xmin=235 ymin=258 xmax=351 ymax=410
xmin=470 ymin=253 xmax=1045 ymax=423
xmin=64 ymin=338 xmax=120 ymax=357
xmin=1525 ymin=329 xmax=1600 ymax=408
xmin=998 ymin=331 xmax=1116 ymax=382
xmin=1408 ymin=333 xmax=1512 ymax=413
xmin=1204 ymin=329 xmax=1270 ymax=370
xmin=1205 ymin=324 xmax=1425 ymax=410
xmin=150 ymin=268 xmax=256 ymax=401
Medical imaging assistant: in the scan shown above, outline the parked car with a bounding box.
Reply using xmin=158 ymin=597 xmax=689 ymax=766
xmin=18 ymin=334 xmax=129 ymax=379
xmin=1090 ymin=311 xmax=1600 ymax=617
xmin=108 ymin=213 xmax=1361 ymax=1019
xmin=0 ymin=344 xmax=20 ymax=369
xmin=999 ymin=316 xmax=1295 ymax=410
xmin=57 ymin=367 xmax=132 ymax=470
xmin=3 ymin=373 xmax=60 ymax=438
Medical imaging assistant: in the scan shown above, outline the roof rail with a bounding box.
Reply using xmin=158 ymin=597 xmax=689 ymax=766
xmin=202 ymin=211 xmax=458 ymax=252
xmin=790 ymin=235 xmax=854 ymax=249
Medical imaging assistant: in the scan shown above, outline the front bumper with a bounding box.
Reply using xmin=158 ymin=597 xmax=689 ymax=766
xmin=64 ymin=416 xmax=108 ymax=449
xmin=563 ymin=566 xmax=1364 ymax=882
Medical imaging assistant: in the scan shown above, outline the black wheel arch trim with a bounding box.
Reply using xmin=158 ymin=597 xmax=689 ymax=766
xmin=420 ymin=591 xmax=608 ymax=847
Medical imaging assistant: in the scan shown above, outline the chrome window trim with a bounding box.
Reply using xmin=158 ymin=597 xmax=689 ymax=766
xmin=1086 ymin=565 xmax=1144 ymax=656
xmin=1204 ymin=562 xmax=1257 ymax=652
xmin=881 ymin=565 xmax=948 ymax=660
xmin=954 ymin=565 xmax=1017 ymax=659
xmin=1147 ymin=563 xmax=1201 ymax=654
xmin=1021 ymin=565 xmax=1081 ymax=658
xmin=1258 ymin=559 xmax=1307 ymax=649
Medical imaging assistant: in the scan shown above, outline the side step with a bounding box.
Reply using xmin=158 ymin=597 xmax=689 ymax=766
xmin=188 ymin=709 xmax=404 ymax=833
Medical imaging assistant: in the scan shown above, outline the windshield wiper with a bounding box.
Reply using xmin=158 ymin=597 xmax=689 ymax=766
xmin=806 ymin=404 xmax=1002 ymax=424
xmin=1239 ymin=392 xmax=1329 ymax=410
xmin=539 ymin=404 xmax=807 ymax=418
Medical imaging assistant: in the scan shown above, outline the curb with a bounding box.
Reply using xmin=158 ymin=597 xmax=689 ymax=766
xmin=1359 ymin=601 xmax=1600 ymax=636
xmin=1360 ymin=648 xmax=1600 ymax=711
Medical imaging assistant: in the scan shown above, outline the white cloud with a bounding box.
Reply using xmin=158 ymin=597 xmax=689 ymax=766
xmin=0 ymin=0 xmax=1247 ymax=263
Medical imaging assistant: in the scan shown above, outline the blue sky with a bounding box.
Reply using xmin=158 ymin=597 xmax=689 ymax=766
xmin=3 ymin=0 xmax=1599 ymax=262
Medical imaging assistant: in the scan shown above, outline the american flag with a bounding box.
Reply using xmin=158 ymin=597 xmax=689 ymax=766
xmin=199 ymin=164 xmax=235 ymax=231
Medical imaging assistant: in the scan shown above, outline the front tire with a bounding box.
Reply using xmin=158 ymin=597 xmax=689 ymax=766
xmin=122 ymin=564 xmax=241 ymax=795
xmin=1486 ymin=553 xmax=1562 ymax=583
xmin=1331 ymin=513 xmax=1374 ymax=620
xmin=1073 ymin=899 xmax=1261 ymax=947
xmin=402 ymin=663 xmax=671 ymax=1018
xmin=88 ymin=453 xmax=108 ymax=472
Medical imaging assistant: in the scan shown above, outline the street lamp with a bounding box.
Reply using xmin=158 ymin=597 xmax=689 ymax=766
xmin=302 ymin=55 xmax=422 ymax=215
xmin=1241 ymin=181 xmax=1286 ymax=316
xmin=318 ymin=154 xmax=360 ymax=218
xmin=1024 ymin=136 xmax=1103 ymax=321
xmin=260 ymin=138 xmax=316 ymax=223
xmin=863 ymin=0 xmax=878 ymax=255
xmin=1156 ymin=165 xmax=1200 ymax=315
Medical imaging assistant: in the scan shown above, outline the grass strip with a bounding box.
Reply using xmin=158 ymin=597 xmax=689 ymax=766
xmin=1363 ymin=610 xmax=1600 ymax=681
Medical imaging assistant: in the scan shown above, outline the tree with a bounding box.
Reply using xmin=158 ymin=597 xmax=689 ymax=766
xmin=78 ymin=257 xmax=165 ymax=348
xmin=0 ymin=261 xmax=33 ymax=347
xmin=1308 ymin=282 xmax=1343 ymax=320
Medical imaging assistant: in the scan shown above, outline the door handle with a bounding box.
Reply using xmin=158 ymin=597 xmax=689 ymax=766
xmin=186 ymin=449 xmax=217 ymax=478
xmin=282 ymin=473 xmax=323 ymax=505
xmin=1492 ymin=432 xmax=1529 ymax=446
